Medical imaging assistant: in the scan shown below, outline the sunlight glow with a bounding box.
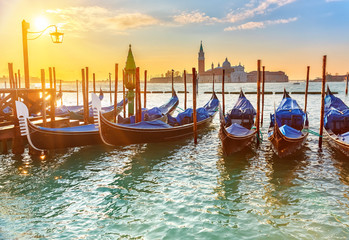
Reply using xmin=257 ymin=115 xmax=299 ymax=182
xmin=34 ymin=16 xmax=49 ymax=30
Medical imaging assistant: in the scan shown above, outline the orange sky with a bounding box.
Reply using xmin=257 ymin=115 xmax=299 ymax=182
xmin=0 ymin=0 xmax=348 ymax=81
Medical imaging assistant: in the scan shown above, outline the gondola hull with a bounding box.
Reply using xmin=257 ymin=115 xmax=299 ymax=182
xmin=219 ymin=126 xmax=256 ymax=155
xmin=325 ymin=129 xmax=349 ymax=157
xmin=100 ymin=113 xmax=216 ymax=146
xmin=27 ymin=121 xmax=101 ymax=149
xmin=268 ymin=126 xmax=308 ymax=158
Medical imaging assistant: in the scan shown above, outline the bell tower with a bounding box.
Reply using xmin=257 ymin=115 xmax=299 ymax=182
xmin=198 ymin=41 xmax=205 ymax=74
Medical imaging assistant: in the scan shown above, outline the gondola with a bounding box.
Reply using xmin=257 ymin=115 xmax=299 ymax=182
xmin=96 ymin=92 xmax=219 ymax=146
xmin=219 ymin=90 xmax=257 ymax=155
xmin=323 ymin=87 xmax=349 ymax=157
xmin=268 ymin=89 xmax=309 ymax=157
xmin=15 ymin=91 xmax=179 ymax=151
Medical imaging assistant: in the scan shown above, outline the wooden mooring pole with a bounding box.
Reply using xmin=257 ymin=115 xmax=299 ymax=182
xmin=222 ymin=69 xmax=225 ymax=115
xmin=109 ymin=73 xmax=112 ymax=104
xmin=193 ymin=68 xmax=198 ymax=144
xmin=81 ymin=69 xmax=88 ymax=124
xmin=144 ymin=70 xmax=147 ymax=108
xmin=14 ymin=73 xmax=18 ymax=89
xmin=345 ymin=73 xmax=349 ymax=96
xmin=114 ymin=64 xmax=118 ymax=121
xmin=122 ymin=70 xmax=126 ymax=118
xmin=319 ymin=55 xmax=327 ymax=149
xmin=18 ymin=70 xmax=21 ymax=88
xmin=93 ymin=73 xmax=96 ymax=93
xmin=41 ymin=69 xmax=47 ymax=127
xmin=76 ymin=80 xmax=79 ymax=105
xmin=49 ymin=67 xmax=53 ymax=89
xmin=171 ymin=69 xmax=174 ymax=94
xmin=184 ymin=70 xmax=187 ymax=110
xmin=85 ymin=67 xmax=89 ymax=107
xmin=256 ymin=60 xmax=261 ymax=144
xmin=135 ymin=67 xmax=141 ymax=123
xmin=261 ymin=66 xmax=265 ymax=127
xmin=60 ymin=80 xmax=62 ymax=106
xmin=8 ymin=63 xmax=14 ymax=89
xmin=304 ymin=66 xmax=310 ymax=113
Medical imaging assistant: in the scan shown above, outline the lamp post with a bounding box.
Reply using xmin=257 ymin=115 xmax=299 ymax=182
xmin=22 ymin=19 xmax=63 ymax=89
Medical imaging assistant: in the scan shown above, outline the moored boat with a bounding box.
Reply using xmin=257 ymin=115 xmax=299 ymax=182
xmin=15 ymin=91 xmax=179 ymax=151
xmin=219 ymin=90 xmax=257 ymax=155
xmin=268 ymin=89 xmax=309 ymax=157
xmin=323 ymin=87 xmax=349 ymax=157
xmin=96 ymin=92 xmax=219 ymax=146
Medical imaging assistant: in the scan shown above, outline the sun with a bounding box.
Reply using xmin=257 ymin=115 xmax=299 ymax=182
xmin=34 ymin=16 xmax=49 ymax=30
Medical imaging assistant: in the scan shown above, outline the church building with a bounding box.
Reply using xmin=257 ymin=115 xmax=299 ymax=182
xmin=197 ymin=41 xmax=248 ymax=83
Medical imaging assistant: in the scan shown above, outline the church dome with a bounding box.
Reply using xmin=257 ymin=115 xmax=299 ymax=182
xmin=222 ymin=58 xmax=231 ymax=68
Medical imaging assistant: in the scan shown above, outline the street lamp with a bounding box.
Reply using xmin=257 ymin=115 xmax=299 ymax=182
xmin=22 ymin=19 xmax=64 ymax=89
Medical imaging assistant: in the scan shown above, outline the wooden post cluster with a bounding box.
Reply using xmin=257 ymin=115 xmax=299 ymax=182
xmin=261 ymin=66 xmax=265 ymax=127
xmin=304 ymin=66 xmax=310 ymax=113
xmin=319 ymin=55 xmax=327 ymax=148
xmin=114 ymin=64 xmax=118 ymax=121
xmin=256 ymin=60 xmax=261 ymax=144
xmin=192 ymin=68 xmax=198 ymax=144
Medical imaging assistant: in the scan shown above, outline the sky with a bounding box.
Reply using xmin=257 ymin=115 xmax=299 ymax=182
xmin=0 ymin=0 xmax=348 ymax=81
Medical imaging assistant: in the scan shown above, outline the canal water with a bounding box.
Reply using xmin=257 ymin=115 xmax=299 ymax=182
xmin=0 ymin=82 xmax=348 ymax=239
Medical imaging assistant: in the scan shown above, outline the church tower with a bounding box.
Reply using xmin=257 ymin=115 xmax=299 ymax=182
xmin=198 ymin=41 xmax=205 ymax=74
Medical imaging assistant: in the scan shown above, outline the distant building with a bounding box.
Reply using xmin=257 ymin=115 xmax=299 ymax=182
xmin=313 ymin=74 xmax=347 ymax=82
xmin=198 ymin=42 xmax=248 ymax=83
xmin=247 ymin=71 xmax=289 ymax=82
xmin=150 ymin=41 xmax=288 ymax=83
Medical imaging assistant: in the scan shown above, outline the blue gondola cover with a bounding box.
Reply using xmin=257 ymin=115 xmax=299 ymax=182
xmin=271 ymin=97 xmax=306 ymax=129
xmin=227 ymin=96 xmax=256 ymax=119
xmin=226 ymin=123 xmax=254 ymax=136
xmin=279 ymin=125 xmax=303 ymax=138
xmin=324 ymin=94 xmax=349 ymax=131
xmin=119 ymin=119 xmax=172 ymax=129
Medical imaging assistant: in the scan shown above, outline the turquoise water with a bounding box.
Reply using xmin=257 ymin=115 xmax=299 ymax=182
xmin=0 ymin=82 xmax=349 ymax=239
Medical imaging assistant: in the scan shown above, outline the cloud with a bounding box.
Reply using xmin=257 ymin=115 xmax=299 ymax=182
xmin=107 ymin=13 xmax=159 ymax=30
xmin=226 ymin=0 xmax=297 ymax=23
xmin=325 ymin=0 xmax=344 ymax=2
xmin=46 ymin=6 xmax=160 ymax=35
xmin=224 ymin=17 xmax=298 ymax=31
xmin=173 ymin=11 xmax=220 ymax=24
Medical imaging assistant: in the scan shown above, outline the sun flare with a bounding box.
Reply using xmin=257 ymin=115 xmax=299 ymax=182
xmin=34 ymin=16 xmax=49 ymax=30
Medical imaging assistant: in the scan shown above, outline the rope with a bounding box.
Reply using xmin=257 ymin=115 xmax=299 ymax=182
xmin=302 ymin=128 xmax=323 ymax=137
